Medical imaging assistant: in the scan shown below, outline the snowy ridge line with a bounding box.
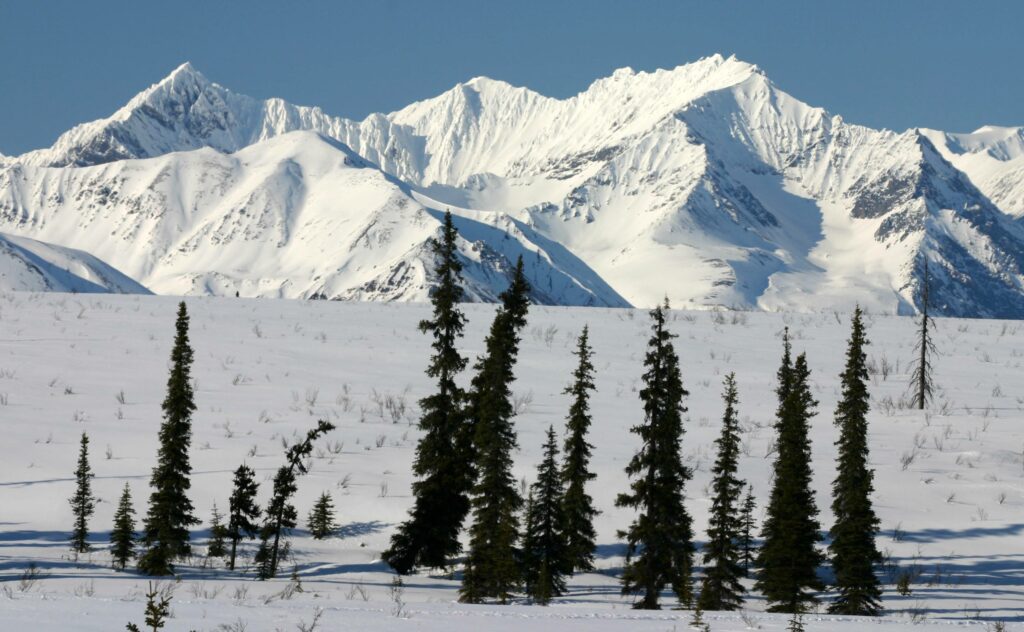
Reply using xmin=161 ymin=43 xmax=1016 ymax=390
xmin=1 ymin=56 xmax=1023 ymax=316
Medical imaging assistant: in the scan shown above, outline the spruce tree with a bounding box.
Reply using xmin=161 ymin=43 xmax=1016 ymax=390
xmin=207 ymin=503 xmax=228 ymax=558
xmin=756 ymin=335 xmax=824 ymax=613
xmin=459 ymin=257 xmax=531 ymax=604
xmin=69 ymin=432 xmax=95 ymax=555
xmin=697 ymin=373 xmax=746 ymax=611
xmin=384 ymin=211 xmax=472 ymax=574
xmin=561 ymin=326 xmax=598 ymax=573
xmin=138 ymin=302 xmax=199 ymax=575
xmin=521 ymin=426 xmax=571 ymax=604
xmin=110 ymin=482 xmax=137 ymax=570
xmin=227 ymin=463 xmax=261 ymax=571
xmin=909 ymin=260 xmax=937 ymax=410
xmin=615 ymin=301 xmax=694 ymax=610
xmin=828 ymin=306 xmax=883 ymax=615
xmin=307 ymin=492 xmax=338 ymax=539
xmin=255 ymin=419 xmax=335 ymax=579
xmin=739 ymin=485 xmax=757 ymax=577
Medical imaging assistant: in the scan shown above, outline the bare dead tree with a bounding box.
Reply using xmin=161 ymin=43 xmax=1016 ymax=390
xmin=908 ymin=260 xmax=937 ymax=410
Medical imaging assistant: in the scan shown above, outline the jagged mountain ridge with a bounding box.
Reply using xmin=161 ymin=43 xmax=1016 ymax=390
xmin=3 ymin=56 xmax=1023 ymax=316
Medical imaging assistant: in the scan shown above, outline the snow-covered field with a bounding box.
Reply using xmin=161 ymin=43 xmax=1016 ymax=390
xmin=1 ymin=292 xmax=1023 ymax=630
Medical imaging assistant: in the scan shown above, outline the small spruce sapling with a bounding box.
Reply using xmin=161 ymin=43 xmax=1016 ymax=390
xmin=307 ymin=492 xmax=338 ymax=539
xmin=110 ymin=483 xmax=137 ymax=570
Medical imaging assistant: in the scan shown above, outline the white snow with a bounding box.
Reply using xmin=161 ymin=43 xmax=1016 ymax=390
xmin=0 ymin=232 xmax=148 ymax=294
xmin=1 ymin=292 xmax=1023 ymax=630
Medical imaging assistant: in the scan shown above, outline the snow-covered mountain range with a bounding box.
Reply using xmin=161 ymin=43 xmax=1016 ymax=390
xmin=2 ymin=56 xmax=1022 ymax=316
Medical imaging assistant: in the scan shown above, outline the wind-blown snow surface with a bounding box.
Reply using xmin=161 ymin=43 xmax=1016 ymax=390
xmin=3 ymin=56 xmax=1024 ymax=316
xmin=0 ymin=232 xmax=148 ymax=294
xmin=2 ymin=293 xmax=1024 ymax=630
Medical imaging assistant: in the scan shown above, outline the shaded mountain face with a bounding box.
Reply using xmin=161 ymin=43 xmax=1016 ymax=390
xmin=2 ymin=56 xmax=1023 ymax=316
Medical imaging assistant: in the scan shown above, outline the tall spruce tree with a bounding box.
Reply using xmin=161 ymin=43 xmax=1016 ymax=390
xmin=615 ymin=301 xmax=694 ymax=610
xmin=739 ymin=485 xmax=757 ymax=577
xmin=69 ymin=432 xmax=95 ymax=555
xmin=909 ymin=260 xmax=937 ymax=410
xmin=756 ymin=334 xmax=824 ymax=613
xmin=138 ymin=302 xmax=199 ymax=575
xmin=385 ymin=211 xmax=472 ymax=575
xmin=459 ymin=257 xmax=531 ymax=604
xmin=255 ymin=419 xmax=335 ymax=579
xmin=828 ymin=306 xmax=883 ymax=615
xmin=560 ymin=326 xmax=599 ymax=573
xmin=110 ymin=483 xmax=137 ymax=570
xmin=227 ymin=464 xmax=261 ymax=571
xmin=521 ymin=426 xmax=571 ymax=604
xmin=697 ymin=373 xmax=746 ymax=611
xmin=307 ymin=492 xmax=338 ymax=539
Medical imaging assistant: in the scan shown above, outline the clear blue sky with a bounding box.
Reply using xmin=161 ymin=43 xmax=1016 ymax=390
xmin=1 ymin=0 xmax=1021 ymax=155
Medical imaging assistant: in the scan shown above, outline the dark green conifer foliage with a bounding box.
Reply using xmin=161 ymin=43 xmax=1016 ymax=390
xmin=307 ymin=492 xmax=338 ymax=539
xmin=69 ymin=432 xmax=96 ymax=555
xmin=739 ymin=485 xmax=757 ymax=577
xmin=385 ymin=211 xmax=472 ymax=575
xmin=756 ymin=333 xmax=824 ymax=613
xmin=255 ymin=419 xmax=335 ymax=579
xmin=126 ymin=582 xmax=170 ymax=632
xmin=227 ymin=464 xmax=261 ymax=571
xmin=459 ymin=257 xmax=531 ymax=604
xmin=615 ymin=301 xmax=694 ymax=610
xmin=521 ymin=426 xmax=571 ymax=604
xmin=828 ymin=306 xmax=883 ymax=616
xmin=110 ymin=482 xmax=137 ymax=570
xmin=560 ymin=326 xmax=599 ymax=573
xmin=207 ymin=503 xmax=228 ymax=558
xmin=138 ymin=302 xmax=199 ymax=576
xmin=697 ymin=373 xmax=746 ymax=611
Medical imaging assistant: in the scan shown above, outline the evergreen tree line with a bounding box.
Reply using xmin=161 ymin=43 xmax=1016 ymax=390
xmin=66 ymin=213 xmax=883 ymax=616
xmin=379 ymin=213 xmax=884 ymax=613
xmin=71 ymin=301 xmax=339 ymax=579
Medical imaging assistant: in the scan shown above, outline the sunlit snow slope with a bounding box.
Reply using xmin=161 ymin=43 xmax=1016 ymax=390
xmin=3 ymin=56 xmax=1023 ymax=316
xmin=0 ymin=232 xmax=148 ymax=294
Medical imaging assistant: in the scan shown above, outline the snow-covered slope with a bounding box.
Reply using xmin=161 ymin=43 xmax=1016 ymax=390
xmin=3 ymin=56 xmax=1023 ymax=316
xmin=921 ymin=126 xmax=1024 ymax=219
xmin=0 ymin=131 xmax=623 ymax=305
xmin=0 ymin=232 xmax=149 ymax=294
xmin=3 ymin=294 xmax=1024 ymax=628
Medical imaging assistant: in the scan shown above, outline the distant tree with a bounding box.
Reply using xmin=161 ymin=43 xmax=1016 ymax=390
xmin=616 ymin=301 xmax=694 ymax=609
xmin=560 ymin=326 xmax=599 ymax=573
xmin=697 ymin=373 xmax=746 ymax=611
xmin=207 ymin=503 xmax=228 ymax=559
xmin=828 ymin=306 xmax=883 ymax=616
xmin=226 ymin=464 xmax=261 ymax=571
xmin=522 ymin=426 xmax=571 ymax=604
xmin=307 ymin=492 xmax=338 ymax=539
xmin=909 ymin=260 xmax=937 ymax=410
xmin=255 ymin=419 xmax=335 ymax=579
xmin=739 ymin=485 xmax=757 ymax=577
xmin=384 ymin=211 xmax=472 ymax=575
xmin=138 ymin=302 xmax=199 ymax=576
xmin=460 ymin=257 xmax=531 ymax=604
xmin=69 ymin=432 xmax=95 ymax=555
xmin=756 ymin=332 xmax=824 ymax=613
xmin=110 ymin=482 xmax=137 ymax=570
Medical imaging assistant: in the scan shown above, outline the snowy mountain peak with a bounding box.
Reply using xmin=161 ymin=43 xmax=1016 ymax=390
xmin=2 ymin=57 xmax=1023 ymax=316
